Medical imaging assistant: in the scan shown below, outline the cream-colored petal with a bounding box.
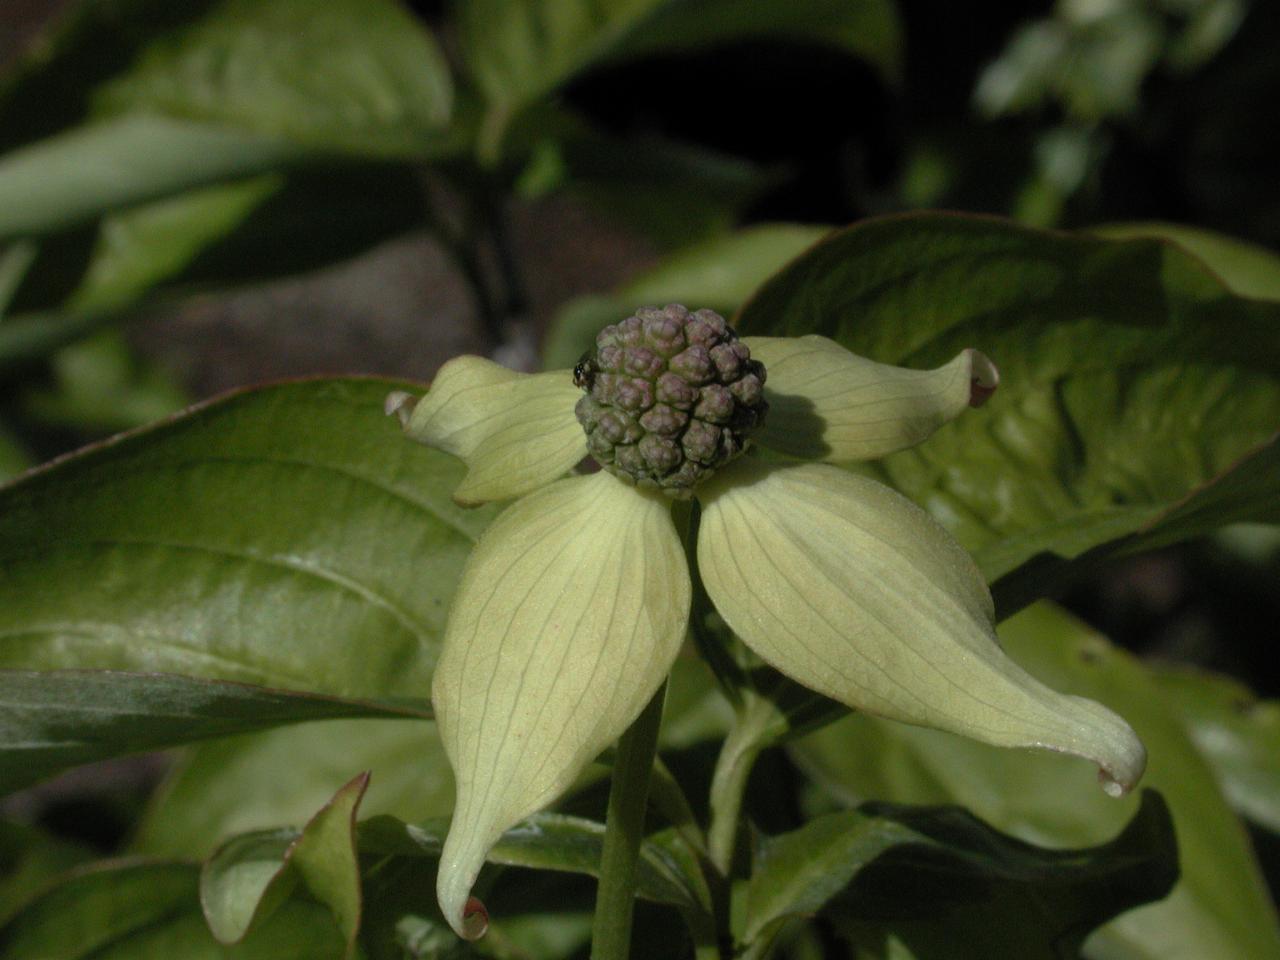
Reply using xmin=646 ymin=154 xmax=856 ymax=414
xmin=393 ymin=356 xmax=587 ymax=505
xmin=433 ymin=470 xmax=690 ymax=938
xmin=698 ymin=461 xmax=1145 ymax=796
xmin=743 ymin=335 xmax=998 ymax=461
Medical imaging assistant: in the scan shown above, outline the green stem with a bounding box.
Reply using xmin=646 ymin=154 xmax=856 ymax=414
xmin=591 ymin=680 xmax=667 ymax=960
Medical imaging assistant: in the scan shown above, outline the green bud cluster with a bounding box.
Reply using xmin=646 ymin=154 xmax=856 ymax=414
xmin=574 ymin=305 xmax=768 ymax=496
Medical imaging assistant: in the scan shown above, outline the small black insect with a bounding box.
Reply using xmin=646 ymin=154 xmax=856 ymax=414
xmin=573 ymin=351 xmax=599 ymax=389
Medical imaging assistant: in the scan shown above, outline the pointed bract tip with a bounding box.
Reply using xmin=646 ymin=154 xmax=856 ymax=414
xmin=384 ymin=390 xmax=417 ymax=426
xmin=966 ymin=350 xmax=1000 ymax=407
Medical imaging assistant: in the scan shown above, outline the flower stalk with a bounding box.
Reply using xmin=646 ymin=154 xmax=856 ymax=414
xmin=591 ymin=680 xmax=668 ymax=960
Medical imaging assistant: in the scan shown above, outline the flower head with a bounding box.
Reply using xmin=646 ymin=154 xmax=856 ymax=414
xmin=387 ymin=306 xmax=1145 ymax=938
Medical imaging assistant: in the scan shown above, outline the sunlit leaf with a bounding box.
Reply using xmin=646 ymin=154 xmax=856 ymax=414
xmin=736 ymin=214 xmax=1280 ymax=613
xmin=0 ymin=378 xmax=496 ymax=696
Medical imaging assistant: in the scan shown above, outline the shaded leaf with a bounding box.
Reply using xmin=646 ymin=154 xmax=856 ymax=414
xmin=543 ymin=224 xmax=827 ymax=370
xmin=735 ymin=214 xmax=1280 ymax=612
xmin=0 ymin=859 xmax=346 ymax=958
xmin=0 ymin=378 xmax=496 ymax=696
xmin=134 ymin=652 xmax=723 ymax=860
xmin=0 ymin=822 xmax=92 ymax=924
xmin=1094 ymin=222 xmax=1280 ymax=301
xmin=1150 ymin=666 xmax=1280 ymax=835
xmin=0 ymin=117 xmax=305 ymax=242
xmin=358 ymin=812 xmax=707 ymax=918
xmin=202 ymin=774 xmax=367 ymax=954
xmin=791 ymin=602 xmax=1280 ymax=960
xmin=745 ymin=792 xmax=1176 ymax=959
xmin=0 ymin=669 xmax=430 ymax=795
xmin=93 ymin=0 xmax=455 ymax=158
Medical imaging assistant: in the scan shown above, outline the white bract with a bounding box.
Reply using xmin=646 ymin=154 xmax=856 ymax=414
xmin=387 ymin=326 xmax=1146 ymax=939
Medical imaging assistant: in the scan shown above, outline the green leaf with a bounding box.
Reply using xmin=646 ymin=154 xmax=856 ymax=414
xmin=0 ymin=117 xmax=306 ymax=242
xmin=1094 ymin=222 xmax=1280 ymax=301
xmin=745 ymin=791 xmax=1176 ymax=959
xmin=0 ymin=860 xmax=347 ymax=958
xmin=0 ymin=424 xmax=30 ymax=484
xmin=202 ymin=774 xmax=367 ymax=954
xmin=1149 ymin=666 xmax=1280 ymax=835
xmin=460 ymin=0 xmax=901 ymax=154
xmin=543 ymin=224 xmax=827 ymax=370
xmin=92 ymin=0 xmax=455 ymax=158
xmin=735 ymin=214 xmax=1280 ymax=611
xmin=0 ymin=377 xmax=497 ymax=696
xmin=358 ymin=812 xmax=707 ymax=917
xmin=791 ymin=602 xmax=1280 ymax=960
xmin=135 ymin=652 xmax=723 ymax=860
xmin=133 ymin=719 xmax=454 ymax=860
xmin=0 ymin=669 xmax=430 ymax=795
xmin=0 ymin=822 xmax=92 ymax=924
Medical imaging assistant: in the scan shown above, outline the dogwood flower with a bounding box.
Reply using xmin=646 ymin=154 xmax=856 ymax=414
xmin=387 ymin=305 xmax=1145 ymax=939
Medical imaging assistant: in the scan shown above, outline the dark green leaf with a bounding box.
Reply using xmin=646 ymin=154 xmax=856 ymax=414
xmin=0 ymin=669 xmax=430 ymax=795
xmin=0 ymin=377 xmax=496 ymax=696
xmin=0 ymin=117 xmax=305 ymax=242
xmin=202 ymin=774 xmax=366 ymax=954
xmin=0 ymin=822 xmax=92 ymax=924
xmin=92 ymin=0 xmax=456 ymax=158
xmin=1150 ymin=667 xmax=1280 ymax=835
xmin=791 ymin=602 xmax=1280 ymax=959
xmin=745 ymin=792 xmax=1176 ymax=959
xmin=735 ymin=214 xmax=1280 ymax=611
xmin=358 ymin=812 xmax=707 ymax=917
xmin=543 ymin=224 xmax=827 ymax=370
xmin=0 ymin=425 xmax=29 ymax=484
xmin=0 ymin=859 xmax=346 ymax=958
xmin=1094 ymin=222 xmax=1280 ymax=301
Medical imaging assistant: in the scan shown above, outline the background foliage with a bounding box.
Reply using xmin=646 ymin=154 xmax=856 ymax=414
xmin=1 ymin=0 xmax=1278 ymax=957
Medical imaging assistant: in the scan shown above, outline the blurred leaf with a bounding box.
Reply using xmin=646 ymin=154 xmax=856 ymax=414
xmin=1094 ymin=222 xmax=1280 ymax=301
xmin=543 ymin=224 xmax=826 ymax=369
xmin=0 ymin=669 xmax=431 ymax=795
xmin=359 ymin=812 xmax=708 ymax=918
xmin=791 ymin=602 xmax=1280 ymax=960
xmin=202 ymin=774 xmax=366 ymax=953
xmin=134 ymin=719 xmax=454 ymax=860
xmin=615 ymin=0 xmax=902 ymax=80
xmin=460 ymin=0 xmax=902 ymax=155
xmin=0 ymin=425 xmax=29 ymax=484
xmin=0 ymin=822 xmax=92 ymax=924
xmin=1150 ymin=666 xmax=1280 ymax=836
xmin=0 ymin=378 xmax=496 ymax=696
xmin=744 ymin=792 xmax=1176 ymax=960
xmin=0 ymin=860 xmax=347 ymax=958
xmin=735 ymin=214 xmax=1280 ymax=612
xmin=0 ymin=0 xmax=215 ymax=153
xmin=93 ymin=0 xmax=456 ymax=158
xmin=0 ymin=241 xmax=37 ymax=316
xmin=0 ymin=117 xmax=305 ymax=242
xmin=22 ymin=331 xmax=187 ymax=433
